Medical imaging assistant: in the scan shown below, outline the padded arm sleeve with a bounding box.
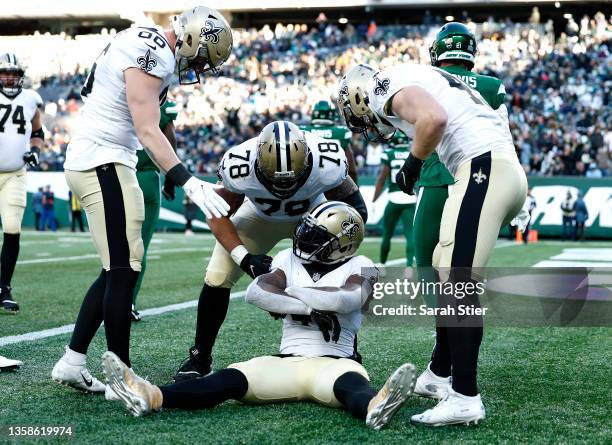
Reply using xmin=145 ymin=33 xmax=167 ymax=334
xmin=285 ymin=277 xmax=370 ymax=314
xmin=245 ymin=276 xmax=311 ymax=315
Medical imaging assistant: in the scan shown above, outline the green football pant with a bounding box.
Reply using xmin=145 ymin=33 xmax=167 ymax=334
xmin=133 ymin=170 xmax=161 ymax=305
xmin=413 ymin=185 xmax=449 ymax=307
xmin=380 ymin=201 xmax=415 ymax=266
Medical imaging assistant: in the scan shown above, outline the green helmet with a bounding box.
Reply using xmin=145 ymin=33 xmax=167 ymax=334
xmin=390 ymin=131 xmax=410 ymax=148
xmin=311 ymin=100 xmax=338 ymax=124
xmin=429 ymin=22 xmax=477 ymax=69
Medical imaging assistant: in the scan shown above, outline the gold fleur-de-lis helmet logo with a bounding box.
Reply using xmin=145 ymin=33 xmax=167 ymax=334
xmin=200 ymin=20 xmax=223 ymax=44
xmin=341 ymin=216 xmax=359 ymax=240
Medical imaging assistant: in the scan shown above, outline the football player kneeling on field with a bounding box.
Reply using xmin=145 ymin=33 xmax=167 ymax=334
xmin=103 ymin=202 xmax=415 ymax=430
xmin=174 ymin=120 xmax=368 ymax=382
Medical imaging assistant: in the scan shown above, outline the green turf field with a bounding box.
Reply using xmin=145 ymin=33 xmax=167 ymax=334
xmin=1 ymin=231 xmax=610 ymax=444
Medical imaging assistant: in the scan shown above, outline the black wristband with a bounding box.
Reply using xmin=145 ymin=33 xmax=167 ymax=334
xmin=166 ymin=163 xmax=192 ymax=187
xmin=30 ymin=146 xmax=40 ymax=155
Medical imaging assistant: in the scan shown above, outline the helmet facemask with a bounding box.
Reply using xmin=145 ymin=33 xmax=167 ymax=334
xmin=0 ymin=69 xmax=24 ymax=98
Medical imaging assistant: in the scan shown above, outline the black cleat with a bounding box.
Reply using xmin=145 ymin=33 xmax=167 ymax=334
xmin=0 ymin=286 xmax=19 ymax=314
xmin=131 ymin=305 xmax=142 ymax=322
xmin=173 ymin=347 xmax=212 ymax=383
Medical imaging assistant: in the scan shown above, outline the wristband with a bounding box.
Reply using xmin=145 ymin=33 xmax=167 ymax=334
xmin=30 ymin=146 xmax=40 ymax=155
xmin=166 ymin=163 xmax=192 ymax=187
xmin=230 ymin=245 xmax=249 ymax=266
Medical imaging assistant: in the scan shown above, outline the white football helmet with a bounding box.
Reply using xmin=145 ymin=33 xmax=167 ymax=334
xmin=171 ymin=6 xmax=233 ymax=84
xmin=0 ymin=53 xmax=25 ymax=98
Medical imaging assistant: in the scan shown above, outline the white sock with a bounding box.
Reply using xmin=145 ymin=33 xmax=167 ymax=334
xmin=64 ymin=347 xmax=86 ymax=366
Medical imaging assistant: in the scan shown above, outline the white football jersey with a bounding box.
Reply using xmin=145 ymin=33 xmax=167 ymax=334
xmin=0 ymin=89 xmax=42 ymax=172
xmin=271 ymin=249 xmax=378 ymax=358
xmin=64 ymin=26 xmax=175 ymax=171
xmin=367 ymin=64 xmax=514 ymax=175
xmin=218 ymin=132 xmax=348 ymax=222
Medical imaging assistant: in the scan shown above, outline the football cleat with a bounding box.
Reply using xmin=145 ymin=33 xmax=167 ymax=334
xmin=0 ymin=355 xmax=23 ymax=371
xmin=131 ymin=305 xmax=142 ymax=322
xmin=51 ymin=353 xmax=105 ymax=393
xmin=366 ymin=362 xmax=417 ymax=431
xmin=173 ymin=347 xmax=212 ymax=383
xmin=105 ymin=384 xmax=120 ymax=401
xmin=102 ymin=351 xmax=162 ymax=417
xmin=0 ymin=286 xmax=19 ymax=313
xmin=411 ymin=388 xmax=486 ymax=427
xmin=414 ymin=362 xmax=451 ymax=400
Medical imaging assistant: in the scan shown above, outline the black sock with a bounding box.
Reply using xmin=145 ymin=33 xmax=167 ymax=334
xmin=430 ymin=326 xmax=451 ymax=378
xmin=69 ymin=269 xmax=107 ymax=354
xmin=160 ymin=368 xmax=248 ymax=410
xmin=194 ymin=284 xmax=231 ymax=356
xmin=448 ymin=325 xmax=483 ymax=396
xmin=103 ymin=268 xmax=139 ymax=367
xmin=0 ymin=233 xmax=20 ymax=287
xmin=333 ymin=371 xmax=377 ymax=420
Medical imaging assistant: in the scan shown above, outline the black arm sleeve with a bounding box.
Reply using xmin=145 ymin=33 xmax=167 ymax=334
xmin=342 ymin=190 xmax=368 ymax=223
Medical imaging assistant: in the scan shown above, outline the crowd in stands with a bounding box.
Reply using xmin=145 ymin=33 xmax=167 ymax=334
xmin=6 ymin=12 xmax=610 ymax=176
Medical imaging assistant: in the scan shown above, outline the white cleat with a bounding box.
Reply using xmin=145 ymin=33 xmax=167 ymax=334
xmin=366 ymin=363 xmax=417 ymax=431
xmin=52 ymin=355 xmax=105 ymax=393
xmin=0 ymin=355 xmax=23 ymax=371
xmin=411 ymin=388 xmax=486 ymax=427
xmin=101 ymin=351 xmax=162 ymax=417
xmin=105 ymin=384 xmax=121 ymax=401
xmin=413 ymin=362 xmax=451 ymax=400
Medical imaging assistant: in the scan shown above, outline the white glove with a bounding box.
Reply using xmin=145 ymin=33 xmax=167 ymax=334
xmin=182 ymin=177 xmax=230 ymax=219
xmin=510 ymin=207 xmax=531 ymax=233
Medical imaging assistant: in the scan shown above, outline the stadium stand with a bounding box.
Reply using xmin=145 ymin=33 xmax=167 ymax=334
xmin=2 ymin=12 xmax=609 ymax=176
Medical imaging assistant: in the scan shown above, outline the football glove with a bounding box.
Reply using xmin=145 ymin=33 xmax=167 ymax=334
xmin=23 ymin=149 xmax=39 ymax=168
xmin=395 ymin=153 xmax=424 ymax=195
xmin=162 ymin=176 xmax=176 ymax=201
xmin=310 ymin=309 xmax=341 ymax=343
xmin=240 ymin=253 xmax=273 ymax=279
xmin=182 ymin=177 xmax=230 ymax=219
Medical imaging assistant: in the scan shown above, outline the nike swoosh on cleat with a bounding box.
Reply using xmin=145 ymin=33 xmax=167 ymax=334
xmin=81 ymin=370 xmax=93 ymax=387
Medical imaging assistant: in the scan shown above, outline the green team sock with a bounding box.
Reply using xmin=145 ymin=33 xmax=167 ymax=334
xmin=413 ymin=185 xmax=448 ymax=307
xmin=133 ymin=170 xmax=161 ymax=305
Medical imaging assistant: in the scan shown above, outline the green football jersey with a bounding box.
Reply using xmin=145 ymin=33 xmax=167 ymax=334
xmin=299 ymin=123 xmax=352 ymax=150
xmin=417 ymin=64 xmax=506 ymax=188
xmin=381 ymin=138 xmax=417 ymax=204
xmin=136 ymin=100 xmax=179 ymax=172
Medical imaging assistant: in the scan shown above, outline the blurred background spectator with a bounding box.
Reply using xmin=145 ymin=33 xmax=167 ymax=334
xmin=5 ymin=13 xmax=609 ymax=178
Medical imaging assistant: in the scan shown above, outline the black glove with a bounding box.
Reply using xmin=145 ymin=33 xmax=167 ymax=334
xmin=240 ymin=253 xmax=273 ymax=279
xmin=395 ymin=153 xmax=424 ymax=195
xmin=23 ymin=149 xmax=39 ymax=168
xmin=162 ymin=176 xmax=176 ymax=201
xmin=268 ymin=312 xmax=286 ymax=320
xmin=310 ymin=309 xmax=341 ymax=343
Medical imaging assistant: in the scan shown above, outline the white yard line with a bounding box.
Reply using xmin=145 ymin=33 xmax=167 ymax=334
xmin=0 ymin=238 xmax=552 ymax=347
xmin=0 ymin=291 xmax=247 ymax=347
xmin=17 ymin=247 xmax=211 ymax=265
